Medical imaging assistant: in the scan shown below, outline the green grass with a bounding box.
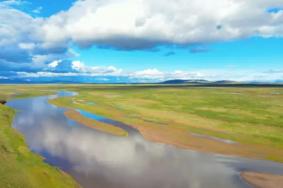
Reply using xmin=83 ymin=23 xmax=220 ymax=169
xmin=0 ymin=85 xmax=79 ymax=188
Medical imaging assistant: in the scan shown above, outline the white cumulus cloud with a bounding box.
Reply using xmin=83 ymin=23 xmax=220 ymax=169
xmin=43 ymin=0 xmax=283 ymax=49
xmin=48 ymin=60 xmax=61 ymax=68
xmin=131 ymin=69 xmax=165 ymax=79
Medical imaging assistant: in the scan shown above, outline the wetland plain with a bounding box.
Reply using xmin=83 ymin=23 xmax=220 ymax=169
xmin=1 ymin=84 xmax=283 ymax=188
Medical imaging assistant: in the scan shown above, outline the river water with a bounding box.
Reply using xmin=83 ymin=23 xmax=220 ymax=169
xmin=7 ymin=92 xmax=283 ymax=188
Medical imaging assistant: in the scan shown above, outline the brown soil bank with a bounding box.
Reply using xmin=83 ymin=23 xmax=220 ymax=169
xmin=241 ymin=172 xmax=283 ymax=188
xmin=0 ymin=100 xmax=6 ymax=104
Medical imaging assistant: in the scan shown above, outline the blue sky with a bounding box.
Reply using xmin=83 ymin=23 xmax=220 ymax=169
xmin=75 ymin=37 xmax=283 ymax=71
xmin=5 ymin=0 xmax=76 ymax=17
xmin=0 ymin=0 xmax=283 ymax=83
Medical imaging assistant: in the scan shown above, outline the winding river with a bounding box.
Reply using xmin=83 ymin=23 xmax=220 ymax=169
xmin=7 ymin=92 xmax=283 ymax=188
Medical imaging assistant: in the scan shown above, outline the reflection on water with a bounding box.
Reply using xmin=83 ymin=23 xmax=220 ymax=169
xmin=7 ymin=93 xmax=283 ymax=188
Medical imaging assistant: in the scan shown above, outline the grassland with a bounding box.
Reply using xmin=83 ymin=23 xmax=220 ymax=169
xmin=1 ymin=84 xmax=283 ymax=187
xmin=0 ymin=85 xmax=79 ymax=188
xmin=50 ymin=85 xmax=283 ymax=162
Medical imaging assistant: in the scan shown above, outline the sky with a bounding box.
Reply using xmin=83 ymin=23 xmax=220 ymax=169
xmin=0 ymin=0 xmax=283 ymax=83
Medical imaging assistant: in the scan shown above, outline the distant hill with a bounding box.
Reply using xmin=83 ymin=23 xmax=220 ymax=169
xmin=161 ymin=79 xmax=210 ymax=84
xmin=212 ymin=80 xmax=239 ymax=84
xmin=159 ymin=79 xmax=283 ymax=86
xmin=160 ymin=79 xmax=239 ymax=85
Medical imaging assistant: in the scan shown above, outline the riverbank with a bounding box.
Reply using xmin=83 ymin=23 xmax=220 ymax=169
xmin=241 ymin=172 xmax=283 ymax=188
xmin=0 ymin=103 xmax=79 ymax=188
xmin=0 ymin=85 xmax=79 ymax=188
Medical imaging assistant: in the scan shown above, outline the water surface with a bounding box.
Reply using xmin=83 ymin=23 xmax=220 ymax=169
xmin=7 ymin=92 xmax=283 ymax=188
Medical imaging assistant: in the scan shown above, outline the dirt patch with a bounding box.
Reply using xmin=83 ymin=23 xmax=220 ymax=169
xmin=241 ymin=172 xmax=283 ymax=188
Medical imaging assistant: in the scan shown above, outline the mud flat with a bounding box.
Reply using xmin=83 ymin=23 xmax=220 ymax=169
xmin=241 ymin=172 xmax=283 ymax=188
